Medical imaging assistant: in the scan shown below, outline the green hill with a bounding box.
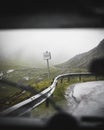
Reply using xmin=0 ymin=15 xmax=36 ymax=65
xmin=55 ymin=39 xmax=104 ymax=73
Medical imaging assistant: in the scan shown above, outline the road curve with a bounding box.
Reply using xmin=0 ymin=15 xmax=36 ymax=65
xmin=65 ymin=81 xmax=104 ymax=118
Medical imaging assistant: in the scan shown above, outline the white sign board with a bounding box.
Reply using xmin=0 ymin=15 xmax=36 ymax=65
xmin=43 ymin=51 xmax=51 ymax=60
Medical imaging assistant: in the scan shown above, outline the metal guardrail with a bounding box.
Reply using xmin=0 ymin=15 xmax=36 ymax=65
xmin=0 ymin=72 xmax=94 ymax=117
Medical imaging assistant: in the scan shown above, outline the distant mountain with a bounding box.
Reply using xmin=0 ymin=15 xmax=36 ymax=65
xmin=55 ymin=39 xmax=104 ymax=73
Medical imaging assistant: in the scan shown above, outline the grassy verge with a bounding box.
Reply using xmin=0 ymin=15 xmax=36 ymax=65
xmin=0 ymin=66 xmax=104 ymax=115
xmin=31 ymin=76 xmax=104 ymax=117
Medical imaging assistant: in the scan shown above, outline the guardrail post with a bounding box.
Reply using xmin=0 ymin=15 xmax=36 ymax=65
xmin=67 ymin=77 xmax=70 ymax=82
xmin=95 ymin=75 xmax=98 ymax=80
xmin=79 ymin=74 xmax=81 ymax=81
xmin=61 ymin=78 xmax=63 ymax=83
xmin=45 ymin=98 xmax=50 ymax=107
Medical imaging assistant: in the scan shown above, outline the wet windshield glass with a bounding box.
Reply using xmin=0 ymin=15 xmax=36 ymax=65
xmin=0 ymin=0 xmax=104 ymax=129
xmin=0 ymin=28 xmax=104 ymax=116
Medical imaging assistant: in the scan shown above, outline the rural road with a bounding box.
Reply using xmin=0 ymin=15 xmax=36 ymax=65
xmin=65 ymin=81 xmax=104 ymax=118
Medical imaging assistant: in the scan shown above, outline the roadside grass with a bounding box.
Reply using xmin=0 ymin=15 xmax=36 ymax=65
xmin=0 ymin=66 xmax=104 ymax=115
xmin=32 ymin=75 xmax=104 ymax=117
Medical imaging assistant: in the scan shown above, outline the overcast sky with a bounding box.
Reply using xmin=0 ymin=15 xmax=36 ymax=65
xmin=0 ymin=28 xmax=104 ymax=67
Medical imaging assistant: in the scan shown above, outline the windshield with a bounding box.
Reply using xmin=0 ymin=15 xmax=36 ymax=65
xmin=0 ymin=0 xmax=104 ymax=129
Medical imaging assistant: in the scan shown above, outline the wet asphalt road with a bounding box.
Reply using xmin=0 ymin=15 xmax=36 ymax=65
xmin=65 ymin=81 xmax=104 ymax=118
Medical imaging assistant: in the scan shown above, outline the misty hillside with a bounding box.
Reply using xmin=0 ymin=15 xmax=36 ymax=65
xmin=55 ymin=39 xmax=104 ymax=72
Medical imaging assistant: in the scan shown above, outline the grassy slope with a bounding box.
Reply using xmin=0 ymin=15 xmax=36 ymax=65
xmin=55 ymin=39 xmax=104 ymax=72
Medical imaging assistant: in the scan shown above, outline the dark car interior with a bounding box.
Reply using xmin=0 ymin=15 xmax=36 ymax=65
xmin=0 ymin=0 xmax=104 ymax=129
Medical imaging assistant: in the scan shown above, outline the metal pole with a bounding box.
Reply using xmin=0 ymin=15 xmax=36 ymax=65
xmin=47 ymin=59 xmax=50 ymax=79
xmin=43 ymin=51 xmax=51 ymax=80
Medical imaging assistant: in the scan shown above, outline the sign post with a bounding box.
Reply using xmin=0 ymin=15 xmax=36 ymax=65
xmin=43 ymin=51 xmax=51 ymax=79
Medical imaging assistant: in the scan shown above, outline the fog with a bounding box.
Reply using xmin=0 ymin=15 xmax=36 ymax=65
xmin=0 ymin=28 xmax=104 ymax=67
